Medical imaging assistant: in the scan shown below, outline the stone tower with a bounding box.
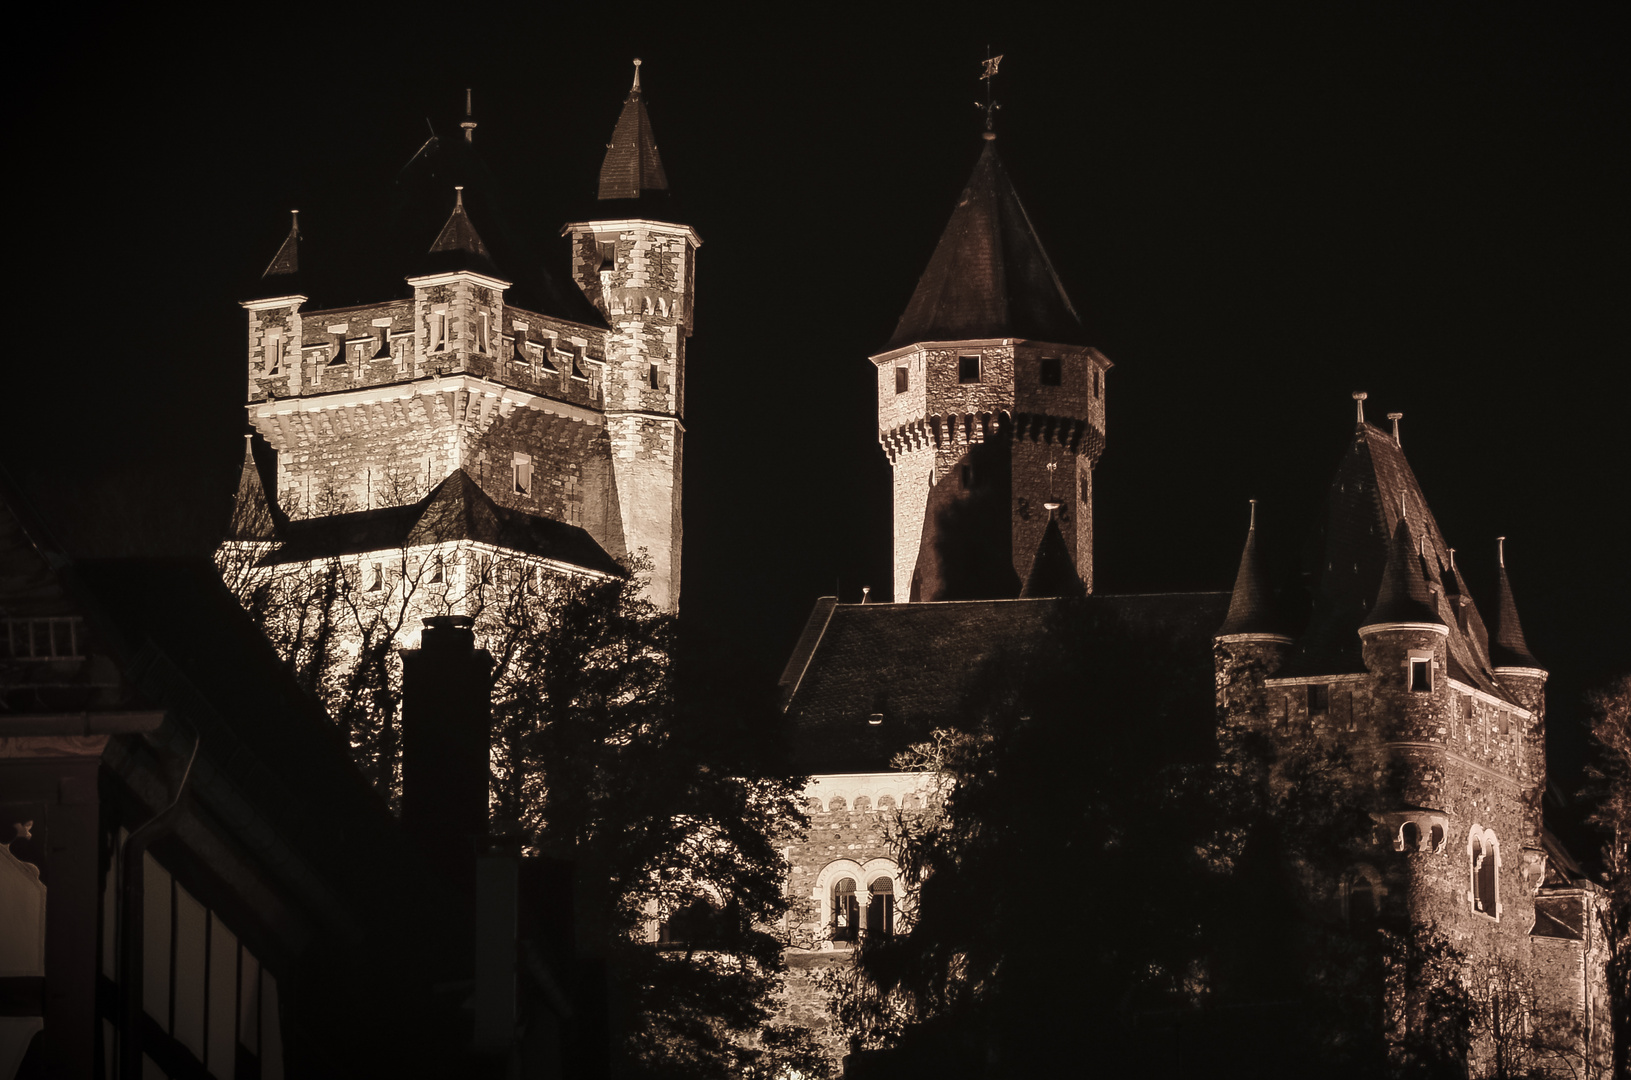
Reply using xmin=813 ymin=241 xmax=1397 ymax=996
xmin=874 ymin=132 xmax=1109 ymax=602
xmin=563 ymin=60 xmax=700 ymax=611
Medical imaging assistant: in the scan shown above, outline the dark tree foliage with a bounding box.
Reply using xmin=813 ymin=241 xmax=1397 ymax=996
xmin=1585 ymin=673 xmax=1631 ymax=1077
xmin=832 ymin=602 xmax=1475 ymax=1079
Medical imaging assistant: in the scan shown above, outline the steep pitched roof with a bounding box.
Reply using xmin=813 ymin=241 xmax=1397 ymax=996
xmin=253 ymin=211 xmax=304 ymax=298
xmin=780 ymin=592 xmax=1228 ymax=773
xmin=228 ymin=436 xmax=279 ymax=542
xmin=1217 ymin=503 xmax=1282 ymax=636
xmin=422 ymin=187 xmax=504 ymax=279
xmin=262 ymin=469 xmax=624 ymax=578
xmin=1019 ymin=515 xmax=1085 ymax=598
xmin=886 ymin=137 xmax=1085 ymax=351
xmin=1489 ymin=541 xmax=1541 ymax=669
xmin=598 ymin=61 xmax=669 ymax=201
xmin=1287 ymin=420 xmax=1507 ymax=697
xmin=1364 ymin=517 xmax=1444 ymax=628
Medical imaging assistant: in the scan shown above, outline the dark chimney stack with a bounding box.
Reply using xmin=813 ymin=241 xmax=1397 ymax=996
xmin=400 ymin=616 xmax=493 ymax=859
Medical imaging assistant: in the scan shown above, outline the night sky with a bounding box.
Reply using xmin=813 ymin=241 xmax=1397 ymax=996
xmin=10 ymin=7 xmax=1626 ymax=800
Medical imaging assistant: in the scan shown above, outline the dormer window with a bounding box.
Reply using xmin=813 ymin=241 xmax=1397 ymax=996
xmin=1040 ymin=357 xmax=1062 ymax=386
xmin=895 ymin=366 xmax=909 ymax=394
xmin=959 ymin=355 xmax=981 ymax=383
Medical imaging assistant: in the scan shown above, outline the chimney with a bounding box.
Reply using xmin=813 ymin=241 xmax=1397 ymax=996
xmin=400 ymin=616 xmax=493 ymax=859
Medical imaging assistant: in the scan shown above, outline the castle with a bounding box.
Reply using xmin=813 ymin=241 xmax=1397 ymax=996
xmin=223 ymin=62 xmax=693 ymax=616
xmin=210 ymin=66 xmax=1612 ymax=1076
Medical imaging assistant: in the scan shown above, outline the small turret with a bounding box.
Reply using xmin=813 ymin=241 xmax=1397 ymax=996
xmin=598 ymin=59 xmax=669 ymax=202
xmin=1214 ymin=500 xmax=1292 ymax=730
xmin=1362 ymin=517 xmax=1445 ymax=631
xmin=1489 ymin=537 xmax=1541 ymax=671
xmin=423 ymin=186 xmax=504 ymax=281
xmin=1217 ymin=499 xmax=1286 ymax=639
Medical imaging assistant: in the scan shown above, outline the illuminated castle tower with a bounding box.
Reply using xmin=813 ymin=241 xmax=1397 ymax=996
xmin=225 ymin=64 xmax=695 ymax=613
xmin=874 ymin=130 xmax=1109 ymax=602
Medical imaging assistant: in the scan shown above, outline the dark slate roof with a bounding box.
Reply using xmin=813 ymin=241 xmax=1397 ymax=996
xmin=262 ymin=469 xmax=624 ymax=578
xmin=1364 ymin=518 xmax=1444 ymax=628
xmin=1489 ymin=547 xmax=1541 ymax=669
xmin=780 ymin=592 xmax=1228 ymax=773
xmin=1217 ymin=507 xmax=1281 ymax=636
xmin=228 ymin=436 xmax=279 ymax=542
xmin=422 ymin=188 xmax=505 ymax=280
xmin=253 ymin=211 xmax=303 ymax=297
xmin=598 ymin=62 xmax=669 ymax=201
xmin=1019 ymin=515 xmax=1084 ymax=598
xmin=886 ymin=137 xmax=1086 ymax=351
xmin=1285 ymin=422 xmax=1508 ymax=698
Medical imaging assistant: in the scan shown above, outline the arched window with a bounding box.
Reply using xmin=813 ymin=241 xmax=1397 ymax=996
xmin=1400 ymin=822 xmax=1421 ymax=851
xmin=832 ymin=878 xmax=859 ymax=943
xmin=1430 ymin=824 xmax=1445 ymax=853
xmin=1471 ymin=829 xmax=1500 ymax=917
xmin=867 ymin=877 xmax=895 ymax=939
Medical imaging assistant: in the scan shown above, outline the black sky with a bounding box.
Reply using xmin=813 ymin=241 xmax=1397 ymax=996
xmin=9 ymin=4 xmax=1627 ymax=793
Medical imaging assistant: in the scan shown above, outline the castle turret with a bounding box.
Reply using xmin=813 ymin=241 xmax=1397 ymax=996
xmin=1359 ymin=516 xmax=1450 ymax=743
xmin=563 ymin=61 xmax=698 ymax=611
xmin=407 ymin=187 xmax=513 ymax=382
xmin=1214 ymin=500 xmax=1292 ymax=728
xmin=874 ymin=133 xmax=1109 ymax=601
xmin=242 ymin=211 xmax=309 ymax=397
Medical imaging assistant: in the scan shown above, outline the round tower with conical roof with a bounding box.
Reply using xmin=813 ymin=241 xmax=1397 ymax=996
xmin=563 ymin=60 xmax=698 ymax=611
xmin=875 ymin=133 xmax=1108 ymax=602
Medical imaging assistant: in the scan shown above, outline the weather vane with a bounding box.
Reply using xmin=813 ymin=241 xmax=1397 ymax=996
xmin=977 ymin=49 xmax=1003 ymax=133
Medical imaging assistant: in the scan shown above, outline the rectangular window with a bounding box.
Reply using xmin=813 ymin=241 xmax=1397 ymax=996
xmin=429 ymin=553 xmax=445 ymax=584
xmin=266 ymin=334 xmax=283 ymax=374
xmin=479 ymin=312 xmax=491 ymax=354
xmin=1094 ymin=368 xmax=1102 ymax=398
xmin=431 ymin=311 xmax=448 ymax=352
xmin=372 ymin=323 xmax=391 ymax=360
xmin=1307 ymin=684 xmax=1329 ymax=716
xmin=895 ymin=366 xmax=909 ymax=393
xmin=649 ymin=363 xmax=661 ymax=390
xmin=1040 ymin=357 xmax=1062 ymax=386
xmin=1410 ymin=658 xmax=1432 ymax=692
xmin=367 ymin=563 xmax=383 ymax=592
xmin=596 ymin=239 xmax=617 ymax=271
xmin=513 ymin=453 xmax=532 ymax=496
xmin=959 ymin=354 xmax=981 ymax=383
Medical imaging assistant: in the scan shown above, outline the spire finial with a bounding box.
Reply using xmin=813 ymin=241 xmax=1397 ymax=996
xmin=454 ymin=185 xmax=464 ymax=209
xmin=1353 ymin=390 xmax=1368 ymax=424
xmin=1249 ymin=497 xmax=1258 ymax=529
xmin=977 ymin=49 xmax=1004 ymax=135
xmin=631 ymin=58 xmax=642 ymax=92
xmin=1387 ymin=411 xmax=1403 ymax=445
xmin=1497 ymin=536 xmax=1506 ymax=569
xmin=1448 ymin=547 xmax=1456 ymax=571
xmin=461 ymin=89 xmax=476 ymax=143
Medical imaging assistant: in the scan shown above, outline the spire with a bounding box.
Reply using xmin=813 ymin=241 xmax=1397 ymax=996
xmin=460 ymin=88 xmax=477 ymax=143
xmin=1019 ymin=504 xmax=1085 ymax=599
xmin=1353 ymin=390 xmax=1367 ymax=425
xmin=425 ymin=186 xmax=503 ymax=279
xmin=1218 ymin=499 xmax=1283 ymax=636
xmin=262 ymin=210 xmax=301 ymax=281
xmin=598 ymin=59 xmax=669 ymax=201
xmin=1388 ymin=411 xmax=1403 ymax=446
xmin=1489 ymin=537 xmax=1541 ymax=668
xmin=229 ymin=435 xmax=278 ymax=541
xmin=887 ymin=138 xmax=1084 ymax=350
xmin=1363 ymin=517 xmax=1444 ymax=629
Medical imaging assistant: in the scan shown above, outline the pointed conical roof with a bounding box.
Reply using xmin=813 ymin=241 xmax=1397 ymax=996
xmin=598 ymin=60 xmax=669 ymax=201
xmin=1489 ymin=540 xmax=1541 ymax=668
xmin=255 ymin=211 xmax=304 ymax=296
xmin=423 ymin=187 xmax=504 ymax=279
xmin=1218 ymin=502 xmax=1282 ymax=636
xmin=229 ymin=436 xmax=279 ymax=541
xmin=887 ymin=137 xmax=1085 ymax=351
xmin=1363 ymin=517 xmax=1444 ymax=628
xmin=1020 ymin=514 xmax=1085 ymax=599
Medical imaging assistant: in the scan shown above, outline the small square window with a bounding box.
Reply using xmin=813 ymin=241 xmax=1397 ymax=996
xmin=1410 ymin=659 xmax=1432 ymax=692
xmin=1307 ymin=684 xmax=1329 ymax=715
xmin=513 ymin=454 xmax=533 ymax=496
xmin=959 ymin=355 xmax=981 ymax=383
xmin=1040 ymin=357 xmax=1062 ymax=386
xmin=895 ymin=366 xmax=909 ymax=394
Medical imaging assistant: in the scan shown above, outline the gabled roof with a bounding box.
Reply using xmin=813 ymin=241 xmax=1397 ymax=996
xmin=1217 ymin=503 xmax=1282 ymax=636
xmin=1019 ymin=515 xmax=1085 ymax=599
xmin=780 ymin=592 xmax=1228 ymax=773
xmin=598 ymin=61 xmax=669 ymax=201
xmin=262 ymin=469 xmax=624 ymax=578
xmin=1489 ymin=541 xmax=1541 ymax=669
xmin=422 ymin=187 xmax=505 ymax=280
xmin=886 ymin=137 xmax=1086 ymax=351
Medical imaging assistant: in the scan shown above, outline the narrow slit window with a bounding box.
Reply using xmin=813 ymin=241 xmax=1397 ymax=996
xmin=431 ymin=312 xmax=448 ymax=352
xmin=1094 ymin=368 xmax=1102 ymax=398
xmin=266 ymin=335 xmax=283 ymax=374
xmin=895 ymin=366 xmax=909 ymax=394
xmin=513 ymin=454 xmax=532 ymax=497
xmin=372 ymin=325 xmax=391 ymax=360
xmin=1039 ymin=357 xmax=1062 ymax=386
xmin=649 ymin=363 xmax=661 ymax=390
xmin=1410 ymin=659 xmax=1432 ymax=693
xmin=429 ymin=554 xmax=445 ymax=584
xmin=479 ymin=312 xmax=491 ymax=355
xmin=959 ymin=354 xmax=981 ymax=383
xmin=367 ymin=563 xmax=383 ymax=592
